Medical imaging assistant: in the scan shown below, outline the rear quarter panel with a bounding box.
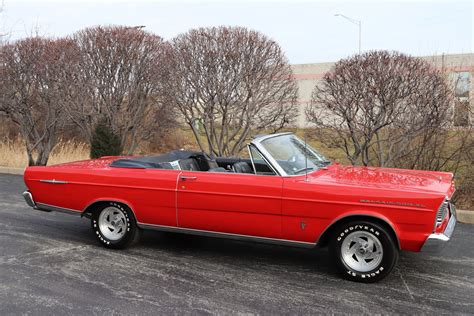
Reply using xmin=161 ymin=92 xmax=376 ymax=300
xmin=24 ymin=166 xmax=180 ymax=226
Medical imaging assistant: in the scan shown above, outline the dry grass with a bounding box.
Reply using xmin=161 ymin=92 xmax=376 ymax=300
xmin=0 ymin=138 xmax=27 ymax=168
xmin=48 ymin=140 xmax=90 ymax=166
xmin=0 ymin=137 xmax=89 ymax=168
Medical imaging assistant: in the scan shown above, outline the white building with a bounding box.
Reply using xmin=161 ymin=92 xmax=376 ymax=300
xmin=291 ymin=53 xmax=474 ymax=127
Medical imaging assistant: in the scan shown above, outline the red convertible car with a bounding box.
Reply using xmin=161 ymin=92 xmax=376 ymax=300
xmin=23 ymin=133 xmax=456 ymax=282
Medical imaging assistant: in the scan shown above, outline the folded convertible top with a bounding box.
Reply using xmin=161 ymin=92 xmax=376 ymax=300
xmin=110 ymin=150 xmax=202 ymax=169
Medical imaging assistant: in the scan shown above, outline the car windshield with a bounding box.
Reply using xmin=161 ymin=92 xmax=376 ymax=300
xmin=259 ymin=134 xmax=330 ymax=175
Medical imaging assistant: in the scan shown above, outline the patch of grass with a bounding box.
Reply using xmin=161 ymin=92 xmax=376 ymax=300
xmin=48 ymin=139 xmax=90 ymax=166
xmin=0 ymin=137 xmax=89 ymax=168
xmin=0 ymin=137 xmax=28 ymax=168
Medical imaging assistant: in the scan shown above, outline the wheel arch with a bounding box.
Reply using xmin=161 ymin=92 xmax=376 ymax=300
xmin=81 ymin=198 xmax=138 ymax=222
xmin=317 ymin=214 xmax=400 ymax=250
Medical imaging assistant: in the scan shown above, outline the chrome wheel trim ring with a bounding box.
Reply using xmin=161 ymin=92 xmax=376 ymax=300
xmin=341 ymin=230 xmax=384 ymax=273
xmin=98 ymin=206 xmax=127 ymax=241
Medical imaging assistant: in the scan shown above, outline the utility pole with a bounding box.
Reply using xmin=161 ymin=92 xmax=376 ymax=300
xmin=335 ymin=13 xmax=362 ymax=54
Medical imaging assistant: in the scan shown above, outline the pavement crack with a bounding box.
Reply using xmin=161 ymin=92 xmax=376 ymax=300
xmin=397 ymin=267 xmax=415 ymax=302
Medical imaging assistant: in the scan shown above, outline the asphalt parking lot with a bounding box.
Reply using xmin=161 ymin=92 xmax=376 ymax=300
xmin=1 ymin=173 xmax=473 ymax=314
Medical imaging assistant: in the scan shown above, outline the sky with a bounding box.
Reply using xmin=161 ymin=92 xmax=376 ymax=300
xmin=0 ymin=0 xmax=472 ymax=64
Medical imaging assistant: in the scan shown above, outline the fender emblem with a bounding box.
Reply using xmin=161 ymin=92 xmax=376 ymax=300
xmin=300 ymin=221 xmax=306 ymax=230
xmin=360 ymin=199 xmax=425 ymax=208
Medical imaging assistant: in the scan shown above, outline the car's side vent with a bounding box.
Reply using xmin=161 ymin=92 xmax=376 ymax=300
xmin=436 ymin=200 xmax=449 ymax=227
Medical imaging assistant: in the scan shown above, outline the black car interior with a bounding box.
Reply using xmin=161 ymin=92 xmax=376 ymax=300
xmin=110 ymin=150 xmax=275 ymax=175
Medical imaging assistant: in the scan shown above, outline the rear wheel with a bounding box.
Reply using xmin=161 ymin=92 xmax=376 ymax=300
xmin=91 ymin=202 xmax=140 ymax=249
xmin=329 ymin=221 xmax=398 ymax=282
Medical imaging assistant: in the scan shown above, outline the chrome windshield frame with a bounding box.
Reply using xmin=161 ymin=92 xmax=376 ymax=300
xmin=250 ymin=132 xmax=298 ymax=177
xmin=247 ymin=144 xmax=258 ymax=175
xmin=248 ymin=143 xmax=280 ymax=176
xmin=251 ymin=132 xmax=329 ymax=177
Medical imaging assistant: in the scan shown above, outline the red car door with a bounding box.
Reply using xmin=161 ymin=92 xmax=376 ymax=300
xmin=177 ymin=171 xmax=283 ymax=239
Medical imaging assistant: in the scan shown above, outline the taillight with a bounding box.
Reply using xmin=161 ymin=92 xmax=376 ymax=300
xmin=434 ymin=197 xmax=449 ymax=230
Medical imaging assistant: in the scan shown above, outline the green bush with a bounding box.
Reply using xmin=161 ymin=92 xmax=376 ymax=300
xmin=90 ymin=119 xmax=123 ymax=158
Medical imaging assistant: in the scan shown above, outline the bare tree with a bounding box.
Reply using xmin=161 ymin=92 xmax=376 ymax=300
xmin=0 ymin=37 xmax=77 ymax=166
xmin=69 ymin=26 xmax=173 ymax=155
xmin=307 ymin=51 xmax=455 ymax=167
xmin=166 ymin=26 xmax=298 ymax=157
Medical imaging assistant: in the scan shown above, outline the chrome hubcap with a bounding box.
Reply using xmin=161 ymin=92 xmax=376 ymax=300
xmin=341 ymin=231 xmax=383 ymax=272
xmin=98 ymin=207 xmax=127 ymax=241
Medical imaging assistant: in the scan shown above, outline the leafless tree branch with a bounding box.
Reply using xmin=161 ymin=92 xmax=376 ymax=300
xmin=165 ymin=26 xmax=298 ymax=157
xmin=0 ymin=37 xmax=76 ymax=165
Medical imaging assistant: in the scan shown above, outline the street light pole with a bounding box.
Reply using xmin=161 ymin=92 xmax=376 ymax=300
xmin=335 ymin=13 xmax=362 ymax=54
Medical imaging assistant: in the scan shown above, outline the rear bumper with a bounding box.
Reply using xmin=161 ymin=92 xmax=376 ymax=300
xmin=421 ymin=203 xmax=457 ymax=252
xmin=22 ymin=191 xmax=37 ymax=209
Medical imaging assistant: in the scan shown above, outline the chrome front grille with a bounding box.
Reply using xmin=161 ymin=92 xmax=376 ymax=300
xmin=436 ymin=200 xmax=449 ymax=226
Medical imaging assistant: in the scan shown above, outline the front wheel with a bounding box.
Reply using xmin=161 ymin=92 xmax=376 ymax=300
xmin=329 ymin=221 xmax=398 ymax=283
xmin=91 ymin=202 xmax=140 ymax=249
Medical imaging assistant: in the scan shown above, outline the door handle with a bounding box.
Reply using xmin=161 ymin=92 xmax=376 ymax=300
xmin=180 ymin=176 xmax=197 ymax=181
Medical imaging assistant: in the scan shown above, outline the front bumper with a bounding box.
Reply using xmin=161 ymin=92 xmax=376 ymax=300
xmin=421 ymin=203 xmax=457 ymax=252
xmin=22 ymin=191 xmax=37 ymax=209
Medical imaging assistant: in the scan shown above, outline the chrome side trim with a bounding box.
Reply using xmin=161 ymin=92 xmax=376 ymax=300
xmin=22 ymin=191 xmax=37 ymax=209
xmin=137 ymin=222 xmax=316 ymax=248
xmin=40 ymin=179 xmax=69 ymax=184
xmin=36 ymin=202 xmax=82 ymax=216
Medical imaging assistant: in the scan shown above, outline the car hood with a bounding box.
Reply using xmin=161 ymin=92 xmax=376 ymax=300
xmin=314 ymin=164 xmax=454 ymax=196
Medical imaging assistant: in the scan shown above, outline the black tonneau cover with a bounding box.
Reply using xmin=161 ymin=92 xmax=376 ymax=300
xmin=110 ymin=150 xmax=202 ymax=169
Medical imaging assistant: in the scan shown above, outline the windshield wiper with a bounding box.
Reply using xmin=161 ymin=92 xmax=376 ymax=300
xmin=294 ymin=167 xmax=314 ymax=174
xmin=320 ymin=160 xmax=332 ymax=166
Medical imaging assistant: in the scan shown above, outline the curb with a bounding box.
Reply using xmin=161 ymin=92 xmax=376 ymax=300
xmin=0 ymin=166 xmax=473 ymax=224
xmin=457 ymin=210 xmax=474 ymax=224
xmin=0 ymin=167 xmax=24 ymax=175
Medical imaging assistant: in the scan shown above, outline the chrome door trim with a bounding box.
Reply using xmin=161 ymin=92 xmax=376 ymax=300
xmin=137 ymin=222 xmax=316 ymax=248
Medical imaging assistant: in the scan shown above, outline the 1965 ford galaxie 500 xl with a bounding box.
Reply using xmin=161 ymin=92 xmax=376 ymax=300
xmin=22 ymin=132 xmax=457 ymax=282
